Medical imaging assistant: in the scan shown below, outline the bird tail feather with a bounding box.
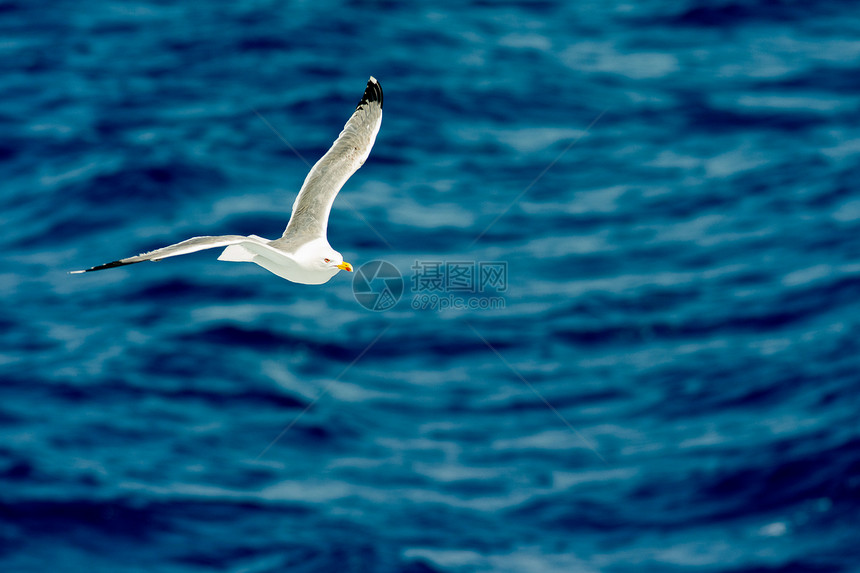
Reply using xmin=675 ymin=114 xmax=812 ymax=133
xmin=217 ymin=245 xmax=256 ymax=262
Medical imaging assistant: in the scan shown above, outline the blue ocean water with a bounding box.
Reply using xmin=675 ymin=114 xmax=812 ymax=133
xmin=2 ymin=1 xmax=860 ymax=571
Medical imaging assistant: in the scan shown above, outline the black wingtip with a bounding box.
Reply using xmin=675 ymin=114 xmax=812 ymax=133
xmin=357 ymin=76 xmax=383 ymax=110
xmin=71 ymin=259 xmax=139 ymax=274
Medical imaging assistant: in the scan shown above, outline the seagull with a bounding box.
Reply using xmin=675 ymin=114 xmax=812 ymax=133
xmin=71 ymin=77 xmax=383 ymax=285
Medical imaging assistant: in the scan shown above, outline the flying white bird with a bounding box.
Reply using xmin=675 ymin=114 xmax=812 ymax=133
xmin=72 ymin=77 xmax=383 ymax=285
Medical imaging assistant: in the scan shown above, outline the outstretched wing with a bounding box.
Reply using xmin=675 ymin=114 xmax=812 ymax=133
xmin=279 ymin=76 xmax=383 ymax=243
xmin=70 ymin=235 xmax=267 ymax=273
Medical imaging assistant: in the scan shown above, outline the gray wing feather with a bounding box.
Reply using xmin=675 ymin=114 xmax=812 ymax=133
xmin=279 ymin=77 xmax=383 ymax=242
xmin=70 ymin=235 xmax=262 ymax=273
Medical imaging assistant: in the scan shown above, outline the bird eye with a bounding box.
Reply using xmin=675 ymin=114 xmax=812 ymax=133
xmin=324 ymin=258 xmax=331 ymax=263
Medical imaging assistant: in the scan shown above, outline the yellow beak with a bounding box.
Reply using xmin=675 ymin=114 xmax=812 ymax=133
xmin=336 ymin=261 xmax=353 ymax=272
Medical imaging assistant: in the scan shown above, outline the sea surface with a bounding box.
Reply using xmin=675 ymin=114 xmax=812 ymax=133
xmin=2 ymin=1 xmax=860 ymax=572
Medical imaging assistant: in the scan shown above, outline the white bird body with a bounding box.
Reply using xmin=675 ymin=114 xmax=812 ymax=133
xmin=217 ymin=236 xmax=342 ymax=285
xmin=72 ymin=77 xmax=384 ymax=285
